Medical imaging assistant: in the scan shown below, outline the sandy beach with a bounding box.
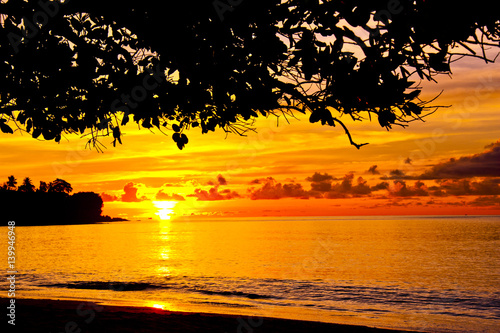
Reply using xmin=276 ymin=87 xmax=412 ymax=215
xmin=2 ymin=298 xmax=418 ymax=332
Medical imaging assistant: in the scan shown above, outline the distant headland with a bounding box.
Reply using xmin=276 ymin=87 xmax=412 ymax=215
xmin=1 ymin=176 xmax=127 ymax=226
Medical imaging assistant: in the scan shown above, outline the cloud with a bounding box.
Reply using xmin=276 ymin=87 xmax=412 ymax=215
xmin=367 ymin=165 xmax=380 ymax=175
xmin=319 ymin=174 xmax=372 ymax=198
xmin=437 ymin=178 xmax=500 ymax=196
xmin=121 ymin=182 xmax=147 ymax=202
xmin=387 ymin=199 xmax=411 ymax=207
xmin=473 ymin=178 xmax=500 ymax=195
xmin=484 ymin=142 xmax=497 ymax=149
xmin=207 ymin=174 xmax=228 ymax=186
xmin=310 ymin=180 xmax=332 ymax=192
xmin=155 ymin=190 xmax=185 ymax=201
xmin=389 ymin=180 xmax=429 ymax=197
xmin=380 ymin=169 xmax=411 ymax=180
xmin=469 ymin=196 xmax=500 ymax=207
xmin=159 ymin=179 xmax=201 ymax=188
xmin=100 ymin=192 xmax=118 ymax=202
xmin=419 ymin=140 xmax=500 ymax=179
xmin=334 ymin=174 xmax=371 ymax=195
xmin=351 ymin=177 xmax=372 ymax=195
xmin=438 ymin=179 xmax=473 ymax=196
xmin=371 ymin=181 xmax=390 ymax=191
xmin=427 ymin=186 xmax=447 ymax=197
xmin=217 ymin=174 xmax=227 ymax=185
xmin=306 ymin=172 xmax=335 ymax=182
xmin=249 ymin=178 xmax=309 ymax=200
xmin=306 ymin=172 xmax=337 ymax=193
xmin=188 ymin=186 xmax=240 ymax=201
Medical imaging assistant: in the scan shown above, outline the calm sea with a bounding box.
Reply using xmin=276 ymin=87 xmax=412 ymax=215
xmin=1 ymin=216 xmax=499 ymax=332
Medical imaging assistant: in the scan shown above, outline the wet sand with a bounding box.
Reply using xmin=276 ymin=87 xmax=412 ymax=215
xmin=2 ymin=297 xmax=419 ymax=332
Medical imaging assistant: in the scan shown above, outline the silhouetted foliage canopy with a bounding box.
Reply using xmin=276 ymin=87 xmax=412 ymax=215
xmin=0 ymin=0 xmax=499 ymax=149
xmin=1 ymin=175 xmax=126 ymax=224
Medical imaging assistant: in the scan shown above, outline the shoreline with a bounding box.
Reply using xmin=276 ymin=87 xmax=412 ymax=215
xmin=3 ymin=216 xmax=128 ymax=227
xmin=2 ymin=297 xmax=420 ymax=332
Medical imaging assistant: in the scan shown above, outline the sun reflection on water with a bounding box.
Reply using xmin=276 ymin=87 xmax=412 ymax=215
xmin=143 ymin=301 xmax=178 ymax=311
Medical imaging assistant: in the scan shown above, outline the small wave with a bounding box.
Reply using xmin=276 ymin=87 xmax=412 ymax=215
xmin=39 ymin=280 xmax=281 ymax=301
xmin=193 ymin=300 xmax=255 ymax=308
xmin=191 ymin=288 xmax=281 ymax=300
xmin=39 ymin=281 xmax=157 ymax=291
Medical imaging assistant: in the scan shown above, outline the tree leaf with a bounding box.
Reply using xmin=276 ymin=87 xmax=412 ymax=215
xmin=0 ymin=123 xmax=13 ymax=134
xmin=32 ymin=128 xmax=42 ymax=139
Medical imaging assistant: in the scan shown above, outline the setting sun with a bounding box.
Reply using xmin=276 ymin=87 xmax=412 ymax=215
xmin=153 ymin=201 xmax=178 ymax=220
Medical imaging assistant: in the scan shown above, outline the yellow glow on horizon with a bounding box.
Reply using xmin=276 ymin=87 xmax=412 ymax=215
xmin=153 ymin=201 xmax=177 ymax=220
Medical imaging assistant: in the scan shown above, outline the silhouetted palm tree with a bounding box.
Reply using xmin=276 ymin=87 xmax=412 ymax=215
xmin=6 ymin=175 xmax=17 ymax=191
xmin=18 ymin=177 xmax=35 ymax=192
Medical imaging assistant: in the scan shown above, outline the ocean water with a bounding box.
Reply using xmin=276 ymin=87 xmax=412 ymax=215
xmin=1 ymin=215 xmax=499 ymax=332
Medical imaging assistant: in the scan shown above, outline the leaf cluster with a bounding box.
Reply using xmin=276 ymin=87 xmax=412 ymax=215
xmin=0 ymin=0 xmax=498 ymax=149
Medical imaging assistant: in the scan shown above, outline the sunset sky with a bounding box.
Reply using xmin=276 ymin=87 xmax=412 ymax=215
xmin=1 ymin=57 xmax=499 ymax=219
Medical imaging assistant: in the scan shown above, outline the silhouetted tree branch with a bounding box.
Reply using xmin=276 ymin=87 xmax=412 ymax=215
xmin=0 ymin=0 xmax=498 ymax=149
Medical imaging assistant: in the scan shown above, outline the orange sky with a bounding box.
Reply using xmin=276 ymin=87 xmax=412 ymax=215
xmin=1 ymin=58 xmax=500 ymax=219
